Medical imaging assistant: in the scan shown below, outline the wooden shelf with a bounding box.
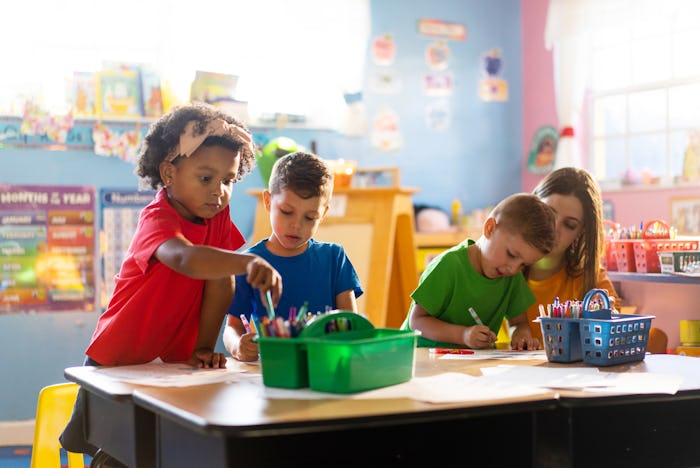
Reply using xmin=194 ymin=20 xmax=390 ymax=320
xmin=609 ymin=271 xmax=700 ymax=285
xmin=414 ymin=229 xmax=480 ymax=248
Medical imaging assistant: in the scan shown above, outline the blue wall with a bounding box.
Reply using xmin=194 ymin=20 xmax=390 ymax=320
xmin=0 ymin=0 xmax=522 ymax=421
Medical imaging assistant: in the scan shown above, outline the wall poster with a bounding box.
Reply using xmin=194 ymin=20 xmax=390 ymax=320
xmin=100 ymin=189 xmax=155 ymax=309
xmin=0 ymin=184 xmax=96 ymax=313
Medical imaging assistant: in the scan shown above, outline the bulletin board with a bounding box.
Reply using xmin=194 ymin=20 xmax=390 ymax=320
xmin=0 ymin=184 xmax=96 ymax=313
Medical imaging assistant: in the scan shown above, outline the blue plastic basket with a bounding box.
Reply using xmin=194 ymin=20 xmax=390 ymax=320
xmin=579 ymin=314 xmax=654 ymax=366
xmin=540 ymin=317 xmax=582 ymax=362
xmin=538 ymin=289 xmax=655 ymax=366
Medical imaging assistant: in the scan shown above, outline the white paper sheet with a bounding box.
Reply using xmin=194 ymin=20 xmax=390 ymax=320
xmin=263 ymin=372 xmax=550 ymax=403
xmin=480 ymin=365 xmax=683 ymax=394
xmin=437 ymin=349 xmax=548 ymax=361
xmin=93 ymin=359 xmax=256 ymax=387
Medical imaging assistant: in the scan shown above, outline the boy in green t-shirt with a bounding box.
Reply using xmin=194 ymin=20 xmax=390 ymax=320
xmin=401 ymin=193 xmax=555 ymax=350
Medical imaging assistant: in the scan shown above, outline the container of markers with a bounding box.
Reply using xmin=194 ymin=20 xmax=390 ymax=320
xmin=537 ymin=289 xmax=655 ymax=366
xmin=257 ymin=310 xmax=417 ymax=393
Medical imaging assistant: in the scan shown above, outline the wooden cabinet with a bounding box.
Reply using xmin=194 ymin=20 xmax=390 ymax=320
xmin=248 ymin=187 xmax=420 ymax=328
xmin=414 ymin=228 xmax=481 ymax=275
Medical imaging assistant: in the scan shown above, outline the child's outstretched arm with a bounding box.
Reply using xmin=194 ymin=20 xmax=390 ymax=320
xmin=410 ymin=303 xmax=496 ymax=349
xmin=223 ymin=313 xmax=259 ymax=362
xmin=154 ymin=237 xmax=282 ymax=304
xmin=508 ymin=313 xmax=541 ymax=350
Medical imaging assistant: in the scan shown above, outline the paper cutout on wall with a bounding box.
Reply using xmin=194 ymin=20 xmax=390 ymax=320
xmin=423 ymin=74 xmax=453 ymax=97
xmin=20 ymin=104 xmax=74 ymax=144
xmin=371 ymin=34 xmax=396 ymax=66
xmin=527 ymin=125 xmax=558 ymax=174
xmin=92 ymin=123 xmax=142 ymax=164
xmin=425 ymin=100 xmax=451 ymax=132
xmin=417 ymin=18 xmax=467 ymax=41
xmin=369 ymin=69 xmax=402 ymax=94
xmin=371 ymin=108 xmax=402 ymax=152
xmin=425 ymin=40 xmax=450 ymax=71
xmin=478 ymin=48 xmax=508 ymax=102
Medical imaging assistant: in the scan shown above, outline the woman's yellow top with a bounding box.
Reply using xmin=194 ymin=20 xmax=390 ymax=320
xmin=525 ymin=266 xmax=621 ymax=341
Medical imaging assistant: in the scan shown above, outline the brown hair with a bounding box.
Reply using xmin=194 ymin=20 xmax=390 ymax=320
xmin=490 ymin=193 xmax=556 ymax=255
xmin=269 ymin=151 xmax=334 ymax=201
xmin=531 ymin=167 xmax=604 ymax=296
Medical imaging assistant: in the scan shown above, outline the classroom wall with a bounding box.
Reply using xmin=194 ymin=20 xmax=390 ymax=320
xmin=0 ymin=0 xmax=523 ymax=422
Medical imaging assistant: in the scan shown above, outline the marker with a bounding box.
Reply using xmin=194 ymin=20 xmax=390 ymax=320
xmin=240 ymin=314 xmax=252 ymax=334
xmin=264 ymin=290 xmax=275 ymax=320
xmin=429 ymin=348 xmax=474 ymax=355
xmin=468 ymin=307 xmax=484 ymax=325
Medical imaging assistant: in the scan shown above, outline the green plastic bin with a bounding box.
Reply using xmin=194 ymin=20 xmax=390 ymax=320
xmin=258 ymin=311 xmax=417 ymax=392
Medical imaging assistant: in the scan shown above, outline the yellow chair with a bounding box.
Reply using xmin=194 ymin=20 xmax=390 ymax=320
xmin=30 ymin=382 xmax=85 ymax=468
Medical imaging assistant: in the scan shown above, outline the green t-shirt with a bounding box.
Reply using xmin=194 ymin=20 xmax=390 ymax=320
xmin=401 ymin=239 xmax=535 ymax=347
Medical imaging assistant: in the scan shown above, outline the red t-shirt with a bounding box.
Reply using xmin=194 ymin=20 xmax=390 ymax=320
xmin=86 ymin=188 xmax=245 ymax=365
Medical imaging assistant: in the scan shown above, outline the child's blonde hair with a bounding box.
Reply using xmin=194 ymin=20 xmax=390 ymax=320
xmin=490 ymin=193 xmax=556 ymax=255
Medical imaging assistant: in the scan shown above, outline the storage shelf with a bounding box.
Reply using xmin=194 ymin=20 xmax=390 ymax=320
xmin=609 ymin=272 xmax=700 ymax=285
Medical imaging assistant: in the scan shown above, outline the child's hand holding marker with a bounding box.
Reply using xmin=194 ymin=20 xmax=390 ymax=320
xmin=236 ymin=313 xmax=261 ymax=362
xmin=463 ymin=306 xmax=497 ymax=349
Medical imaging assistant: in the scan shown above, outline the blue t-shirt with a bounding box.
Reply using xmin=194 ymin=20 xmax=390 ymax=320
xmin=227 ymin=238 xmax=364 ymax=320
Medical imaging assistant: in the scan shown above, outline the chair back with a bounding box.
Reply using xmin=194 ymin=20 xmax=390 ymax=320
xmin=30 ymin=382 xmax=85 ymax=468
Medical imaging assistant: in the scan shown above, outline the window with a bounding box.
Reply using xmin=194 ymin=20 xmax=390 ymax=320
xmin=0 ymin=0 xmax=370 ymax=129
xmin=588 ymin=0 xmax=700 ymax=183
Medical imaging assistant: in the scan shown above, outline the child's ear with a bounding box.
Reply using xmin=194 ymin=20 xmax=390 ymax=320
xmin=483 ymin=217 xmax=497 ymax=239
xmin=159 ymin=162 xmax=175 ymax=185
xmin=262 ymin=190 xmax=272 ymax=212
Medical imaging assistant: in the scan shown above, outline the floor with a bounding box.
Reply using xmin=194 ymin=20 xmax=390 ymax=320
xmin=0 ymin=445 xmax=92 ymax=468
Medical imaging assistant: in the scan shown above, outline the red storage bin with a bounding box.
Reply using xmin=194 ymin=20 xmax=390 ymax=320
xmin=609 ymin=240 xmax=635 ymax=272
xmin=630 ymin=219 xmax=673 ymax=273
xmin=602 ymin=220 xmax=621 ymax=271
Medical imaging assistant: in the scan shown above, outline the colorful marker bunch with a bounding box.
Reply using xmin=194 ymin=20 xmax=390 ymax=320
xmin=538 ymin=296 xmax=605 ymax=319
xmin=245 ymin=302 xmax=354 ymax=338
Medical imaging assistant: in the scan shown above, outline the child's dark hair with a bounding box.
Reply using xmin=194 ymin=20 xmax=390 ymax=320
xmin=268 ymin=151 xmax=333 ymax=201
xmin=135 ymin=102 xmax=255 ymax=190
xmin=490 ymin=193 xmax=556 ymax=255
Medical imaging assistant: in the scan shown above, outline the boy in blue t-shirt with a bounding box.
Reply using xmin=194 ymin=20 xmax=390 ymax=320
xmin=224 ymin=151 xmax=363 ymax=362
xmin=401 ymin=193 xmax=555 ymax=350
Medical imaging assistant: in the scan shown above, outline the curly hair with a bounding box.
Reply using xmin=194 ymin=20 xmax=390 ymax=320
xmin=531 ymin=167 xmax=604 ymax=297
xmin=135 ymin=102 xmax=256 ymax=190
xmin=268 ymin=151 xmax=334 ymax=201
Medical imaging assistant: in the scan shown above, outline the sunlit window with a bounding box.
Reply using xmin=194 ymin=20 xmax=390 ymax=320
xmin=0 ymin=0 xmax=370 ymax=128
xmin=589 ymin=0 xmax=700 ymax=183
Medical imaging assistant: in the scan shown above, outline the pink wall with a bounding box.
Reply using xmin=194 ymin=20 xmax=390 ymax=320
xmin=521 ymin=0 xmax=557 ymax=192
xmin=520 ymin=0 xmax=700 ymax=351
